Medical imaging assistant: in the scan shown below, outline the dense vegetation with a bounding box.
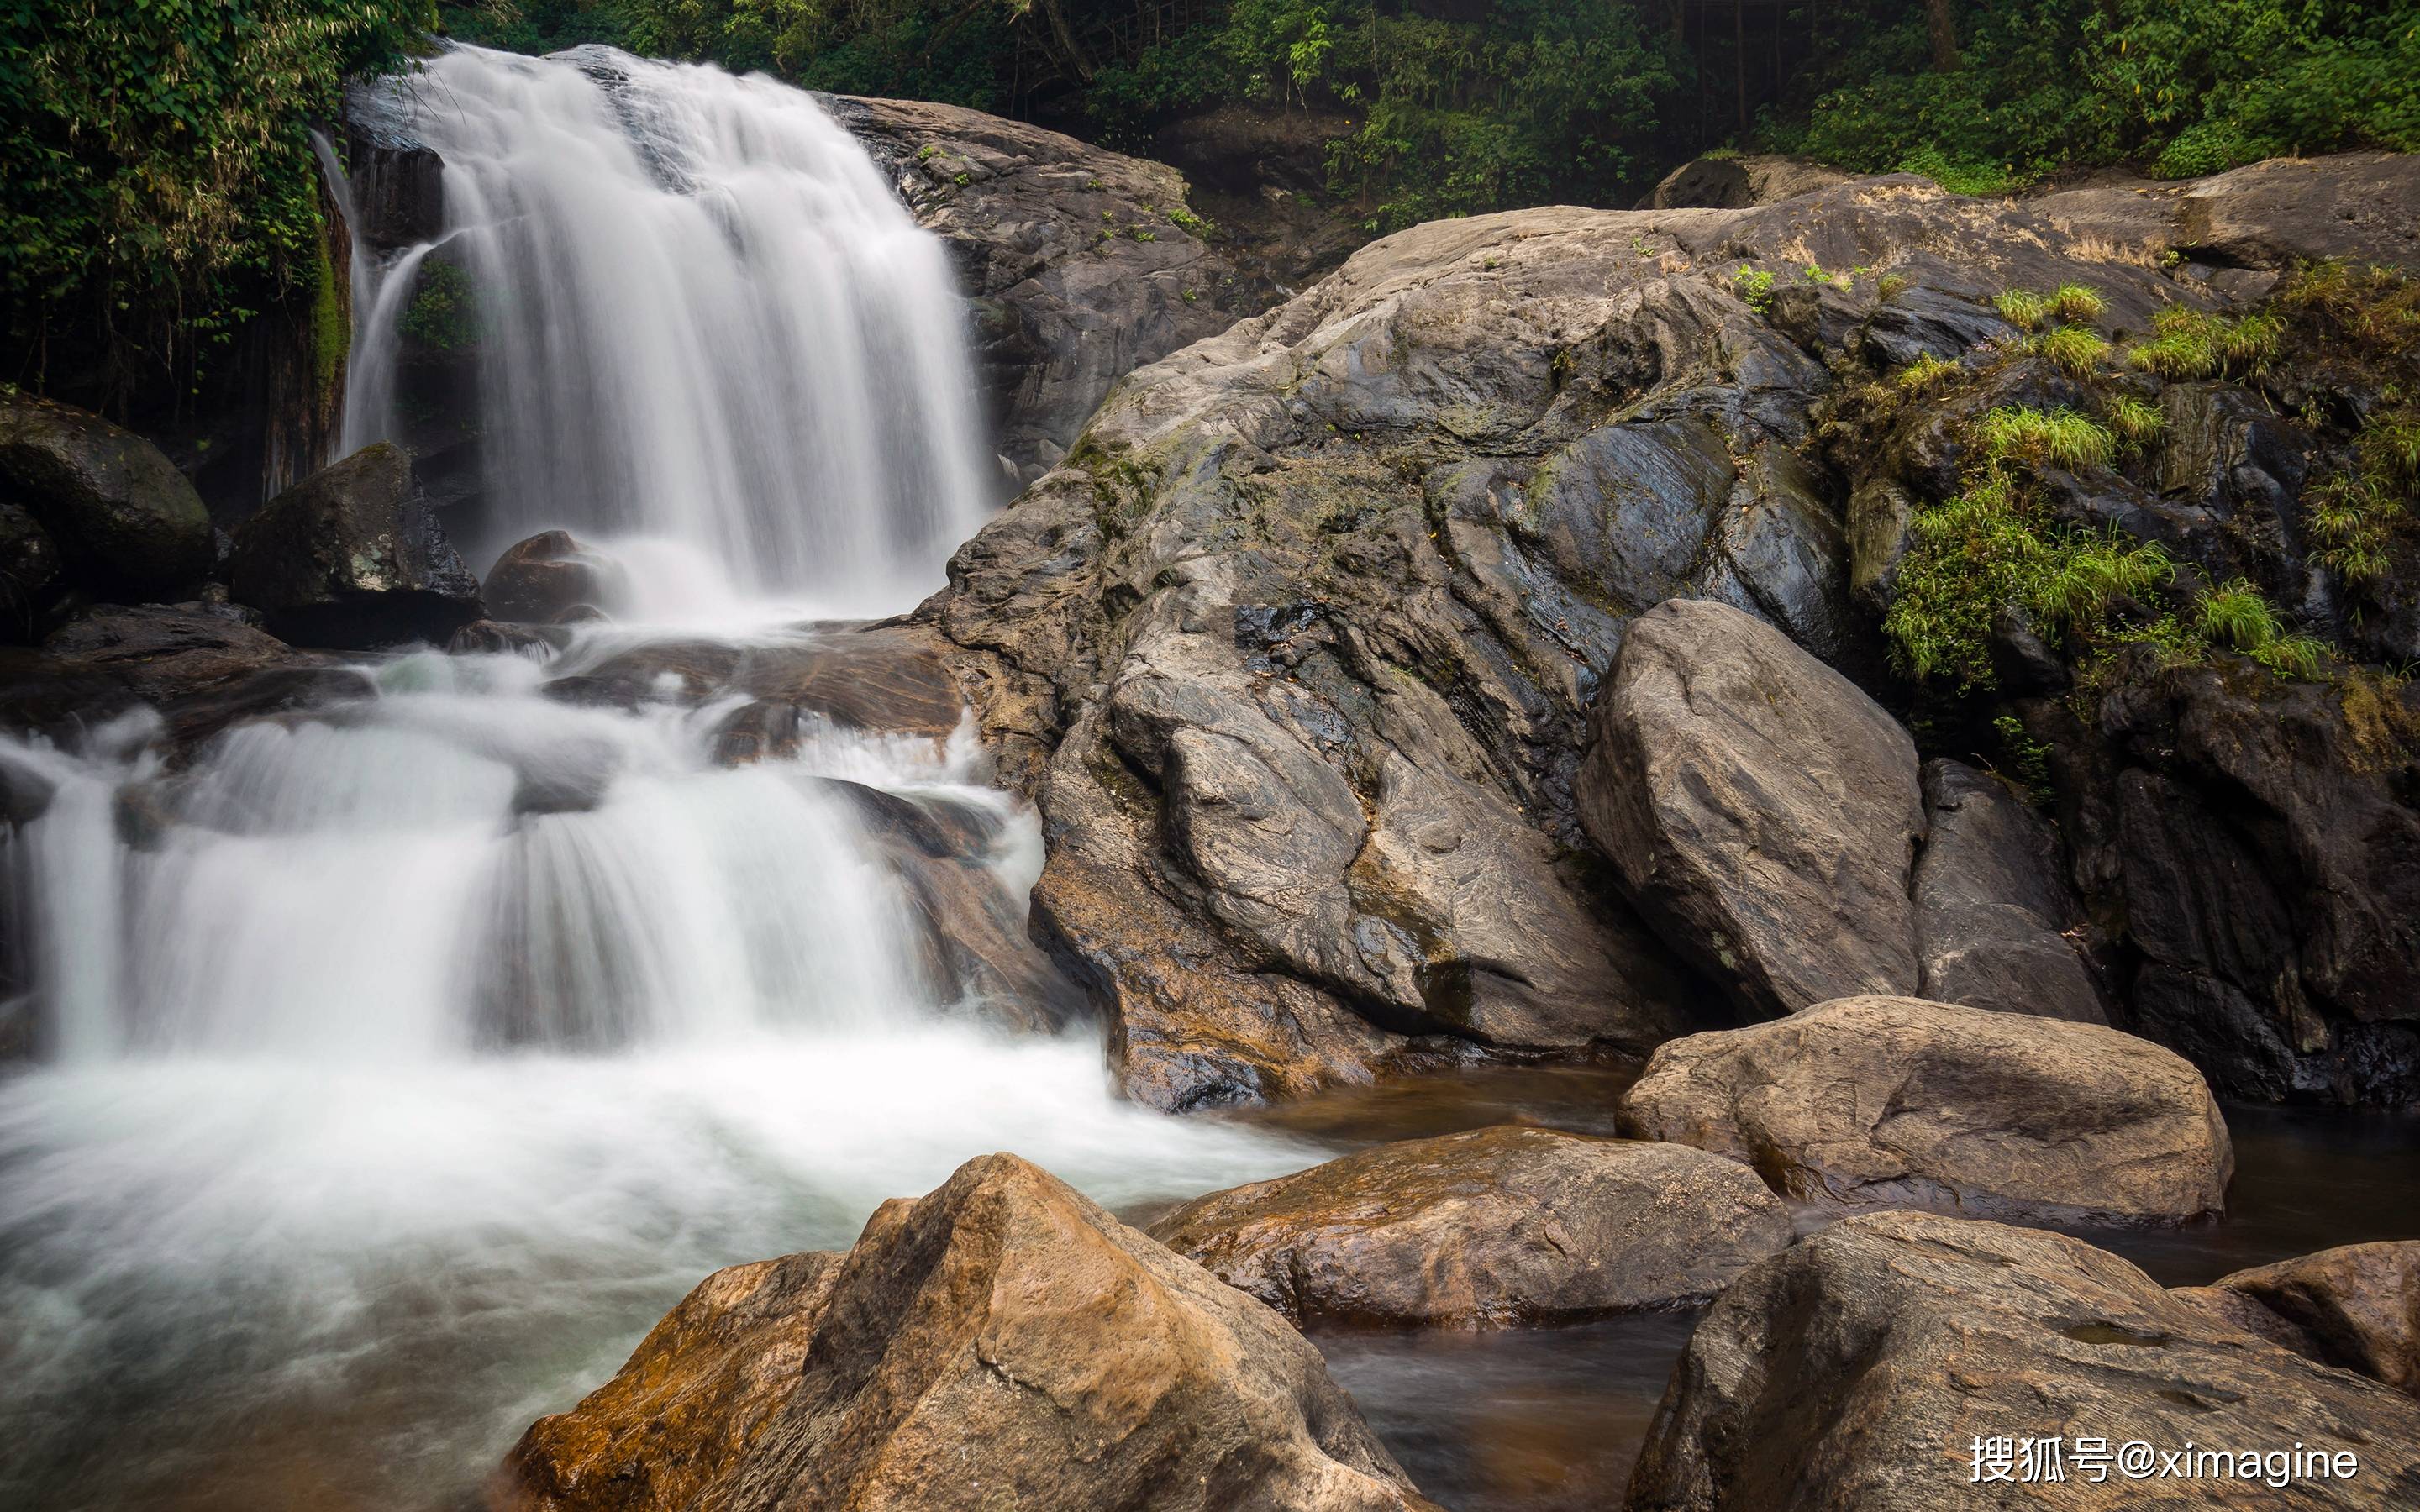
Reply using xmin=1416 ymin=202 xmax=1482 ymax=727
xmin=4 ymin=0 xmax=2416 ymax=403
xmin=439 ymin=0 xmax=2420 ymax=227
xmin=2 ymin=0 xmax=425 ymax=402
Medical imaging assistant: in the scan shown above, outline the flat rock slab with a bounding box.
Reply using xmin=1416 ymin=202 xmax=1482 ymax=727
xmin=1628 ymin=1210 xmax=2420 ymax=1511
xmin=1149 ymin=1126 xmax=1793 ymax=1330
xmin=1617 ymin=995 xmax=2233 ymax=1225
xmin=497 ymin=1152 xmax=1437 ymax=1512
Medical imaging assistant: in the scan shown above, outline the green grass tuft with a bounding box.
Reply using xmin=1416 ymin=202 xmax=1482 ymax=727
xmin=1896 ymin=354 xmax=1960 ymax=391
xmin=1994 ymin=289 xmax=2051 ymax=331
xmin=1977 ymin=406 xmax=2117 ymax=471
xmin=2032 ymin=324 xmax=2110 ymax=377
xmin=2102 ymin=393 xmax=2165 ymax=447
xmin=2049 ymin=282 xmax=2107 ymax=323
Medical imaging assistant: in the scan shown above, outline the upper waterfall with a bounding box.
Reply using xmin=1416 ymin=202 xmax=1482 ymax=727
xmin=346 ymin=45 xmax=996 ymax=614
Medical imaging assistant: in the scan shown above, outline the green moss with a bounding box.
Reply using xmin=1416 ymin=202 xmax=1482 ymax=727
xmin=397 ymin=258 xmax=481 ymax=352
xmin=308 ymin=212 xmax=348 ymax=400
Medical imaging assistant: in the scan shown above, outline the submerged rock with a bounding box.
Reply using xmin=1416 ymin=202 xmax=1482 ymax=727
xmin=494 ymin=1152 xmax=1438 ymax=1512
xmin=1618 ymin=995 xmax=2232 ymax=1224
xmin=0 ymin=394 xmax=214 ymax=596
xmin=229 ymin=442 xmax=483 ymax=648
xmin=1147 ymin=1126 xmax=1792 ymax=1329
xmin=1578 ymin=599 xmax=1924 ymax=1019
xmin=1628 ymin=1210 xmax=2420 ymax=1512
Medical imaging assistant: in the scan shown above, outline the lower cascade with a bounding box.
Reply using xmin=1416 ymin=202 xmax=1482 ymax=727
xmin=0 ymin=45 xmax=1306 ymax=1511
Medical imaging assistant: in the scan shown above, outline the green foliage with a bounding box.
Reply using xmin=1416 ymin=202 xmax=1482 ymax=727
xmin=308 ymin=227 xmax=347 ymax=398
xmin=1731 ymin=264 xmax=1776 ymax=315
xmin=2032 ymin=324 xmax=2111 ymax=378
xmin=2126 ymin=303 xmax=2282 ymax=379
xmin=2193 ymin=579 xmax=2328 ymax=677
xmin=2307 ymin=474 xmax=2400 ymax=583
xmin=397 ymin=259 xmax=481 ymax=351
xmin=1778 ymin=2 xmax=2420 ymax=191
xmin=3 ymin=0 xmax=424 ymax=394
xmin=1886 ymin=468 xmax=2175 ymax=689
xmin=2049 ymin=283 xmax=2106 ymax=323
xmin=1977 ymin=406 xmax=2116 ymax=471
xmin=1992 ymin=712 xmax=2054 ymax=800
xmin=2102 ymin=392 xmax=2165 ymax=448
xmin=1896 ymin=354 xmax=1960 ymax=391
xmin=1994 ymin=289 xmax=2051 ymax=331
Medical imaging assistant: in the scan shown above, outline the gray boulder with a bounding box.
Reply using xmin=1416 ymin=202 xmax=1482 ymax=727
xmin=0 ymin=394 xmax=213 ymax=595
xmin=1579 ymin=598 xmax=1923 ymax=1018
xmin=229 ymin=442 xmax=482 ymax=648
xmin=1913 ymin=759 xmax=2109 ymax=1023
xmin=1618 ymin=995 xmax=2232 ymax=1224
xmin=1629 ymin=1210 xmax=2420 ymax=1512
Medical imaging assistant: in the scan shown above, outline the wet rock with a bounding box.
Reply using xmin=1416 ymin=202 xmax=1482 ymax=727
xmin=0 ymin=394 xmax=214 ymax=596
xmin=448 ymin=620 xmax=566 ymax=657
xmin=1578 ymin=599 xmax=1923 ymax=1019
xmin=341 ymin=78 xmax=447 ymax=249
xmin=495 ymin=1152 xmax=1438 ymax=1512
xmin=2187 ymin=1242 xmax=2420 ymax=1399
xmin=2047 ymin=651 xmax=2420 ymax=1105
xmin=482 ymin=531 xmax=625 ymax=625
xmin=1628 ymin=1210 xmax=2420 ymax=1512
xmin=1618 ymin=995 xmax=2232 ymax=1224
xmin=229 ymin=442 xmax=483 ymax=648
xmin=1912 ymin=759 xmax=2108 ymax=1023
xmin=0 ymin=503 xmax=64 ymax=642
xmin=826 ymin=97 xmax=1252 ymax=482
xmin=1147 ymin=1126 xmax=1792 ymax=1330
xmin=2032 ymin=150 xmax=2420 ymax=274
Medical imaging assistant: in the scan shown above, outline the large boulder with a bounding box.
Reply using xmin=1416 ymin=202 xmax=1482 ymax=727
xmin=1617 ymin=995 xmax=2233 ymax=1224
xmin=1628 ymin=1210 xmax=2420 ymax=1512
xmin=826 ymin=97 xmax=1252 ymax=481
xmin=2032 ymin=150 xmax=2420 ymax=276
xmin=27 ymin=605 xmax=371 ymax=760
xmin=923 ymin=157 xmax=2405 ymax=1110
xmin=229 ymin=441 xmax=482 ymax=648
xmin=1146 ymin=1126 xmax=1792 ymax=1329
xmin=1912 ymin=759 xmax=2108 ymax=1023
xmin=494 ymin=1152 xmax=1439 ymax=1512
xmin=1636 ymin=154 xmax=1852 ymax=210
xmin=1578 ymin=599 xmax=1923 ymax=1019
xmin=0 ymin=394 xmax=213 ymax=595
xmin=2185 ymin=1242 xmax=2420 ymax=1399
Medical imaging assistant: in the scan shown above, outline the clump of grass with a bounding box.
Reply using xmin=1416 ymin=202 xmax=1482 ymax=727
xmin=1978 ymin=406 xmax=2117 ymax=471
xmin=2049 ymin=283 xmax=2106 ymax=323
xmin=2033 ymin=324 xmax=2111 ymax=377
xmin=2307 ymin=475 xmax=2398 ymax=581
xmin=2127 ymin=303 xmax=2284 ymax=379
xmin=1876 ymin=272 xmax=1910 ymax=302
xmin=2275 ymin=260 xmax=2420 ymax=353
xmin=2103 ymin=392 xmax=2165 ymax=448
xmin=2193 ymin=578 xmax=2327 ymax=678
xmin=1896 ymin=353 xmax=1960 ymax=391
xmin=1994 ymin=288 xmax=2051 ymax=331
xmin=2361 ymin=413 xmax=2420 ymax=481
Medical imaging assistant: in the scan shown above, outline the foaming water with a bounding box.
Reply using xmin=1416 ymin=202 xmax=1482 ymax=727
xmin=0 ymin=642 xmax=1321 ymax=1509
xmin=345 ymin=44 xmax=995 ymax=611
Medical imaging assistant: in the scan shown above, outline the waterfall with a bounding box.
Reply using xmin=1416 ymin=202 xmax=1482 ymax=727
xmin=345 ymin=44 xmax=996 ymax=612
xmin=0 ymin=48 xmax=1313 ymax=1512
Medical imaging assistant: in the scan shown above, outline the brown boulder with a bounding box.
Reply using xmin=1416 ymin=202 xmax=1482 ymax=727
xmin=495 ymin=1152 xmax=1437 ymax=1512
xmin=1617 ymin=995 xmax=2232 ymax=1224
xmin=2186 ymin=1242 xmax=2420 ymax=1399
xmin=1578 ymin=598 xmax=1924 ymax=1018
xmin=1628 ymin=1210 xmax=2420 ymax=1511
xmin=1147 ymin=1126 xmax=1792 ymax=1329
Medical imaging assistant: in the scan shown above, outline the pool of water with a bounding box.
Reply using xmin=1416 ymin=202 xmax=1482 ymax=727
xmin=1235 ymin=1068 xmax=2420 ymax=1511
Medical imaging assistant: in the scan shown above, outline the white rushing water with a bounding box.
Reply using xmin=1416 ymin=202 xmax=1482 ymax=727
xmin=345 ymin=43 xmax=995 ymax=614
xmin=0 ymin=46 xmax=1317 ymax=1512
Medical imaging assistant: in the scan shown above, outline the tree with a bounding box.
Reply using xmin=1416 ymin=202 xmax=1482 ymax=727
xmin=1923 ymin=0 xmax=1960 ymax=71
